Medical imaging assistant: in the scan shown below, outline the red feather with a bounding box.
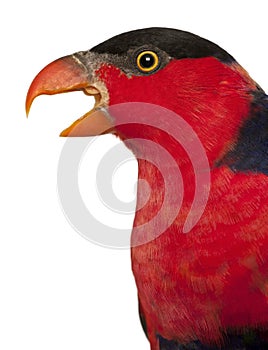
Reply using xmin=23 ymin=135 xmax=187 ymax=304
xmin=97 ymin=57 xmax=268 ymax=347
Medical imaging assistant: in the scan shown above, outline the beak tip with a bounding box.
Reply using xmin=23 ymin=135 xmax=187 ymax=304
xmin=25 ymin=85 xmax=37 ymax=118
xmin=25 ymin=102 xmax=31 ymax=118
xmin=60 ymin=125 xmax=71 ymax=137
xmin=25 ymin=55 xmax=91 ymax=123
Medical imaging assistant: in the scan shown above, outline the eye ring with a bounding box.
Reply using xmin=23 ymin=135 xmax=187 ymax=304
xmin=136 ymin=51 xmax=160 ymax=73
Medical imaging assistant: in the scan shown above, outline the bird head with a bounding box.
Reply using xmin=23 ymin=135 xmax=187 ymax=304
xmin=26 ymin=27 xmax=259 ymax=166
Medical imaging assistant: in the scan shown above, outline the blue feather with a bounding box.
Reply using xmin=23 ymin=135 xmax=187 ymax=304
xmin=217 ymin=91 xmax=268 ymax=175
xmin=158 ymin=330 xmax=268 ymax=349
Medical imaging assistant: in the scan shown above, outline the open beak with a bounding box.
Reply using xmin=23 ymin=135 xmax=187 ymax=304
xmin=26 ymin=54 xmax=113 ymax=136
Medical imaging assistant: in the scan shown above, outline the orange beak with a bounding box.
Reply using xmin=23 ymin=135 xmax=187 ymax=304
xmin=26 ymin=54 xmax=113 ymax=136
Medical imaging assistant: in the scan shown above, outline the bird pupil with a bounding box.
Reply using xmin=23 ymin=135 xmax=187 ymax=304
xmin=140 ymin=53 xmax=155 ymax=68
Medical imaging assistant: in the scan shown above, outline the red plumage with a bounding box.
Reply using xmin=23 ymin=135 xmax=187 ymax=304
xmin=97 ymin=57 xmax=268 ymax=346
xmin=26 ymin=28 xmax=268 ymax=349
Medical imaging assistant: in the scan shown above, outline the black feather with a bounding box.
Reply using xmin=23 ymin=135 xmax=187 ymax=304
xmin=158 ymin=330 xmax=268 ymax=350
xmin=91 ymin=27 xmax=234 ymax=63
xmin=217 ymin=91 xmax=268 ymax=175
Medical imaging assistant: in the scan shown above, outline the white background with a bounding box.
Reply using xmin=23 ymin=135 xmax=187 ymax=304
xmin=1 ymin=1 xmax=267 ymax=349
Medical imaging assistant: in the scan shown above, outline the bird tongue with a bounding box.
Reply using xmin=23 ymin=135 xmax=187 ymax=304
xmin=26 ymin=55 xmax=113 ymax=136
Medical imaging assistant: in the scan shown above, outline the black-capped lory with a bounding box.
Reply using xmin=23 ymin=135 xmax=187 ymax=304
xmin=26 ymin=28 xmax=268 ymax=350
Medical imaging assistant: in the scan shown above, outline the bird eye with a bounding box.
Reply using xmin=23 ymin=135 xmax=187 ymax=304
xmin=136 ymin=51 xmax=159 ymax=73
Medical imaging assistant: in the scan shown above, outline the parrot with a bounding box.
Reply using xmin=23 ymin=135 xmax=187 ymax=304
xmin=26 ymin=28 xmax=268 ymax=350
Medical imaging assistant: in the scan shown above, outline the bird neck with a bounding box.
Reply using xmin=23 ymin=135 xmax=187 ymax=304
xmin=130 ymin=146 xmax=198 ymax=247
